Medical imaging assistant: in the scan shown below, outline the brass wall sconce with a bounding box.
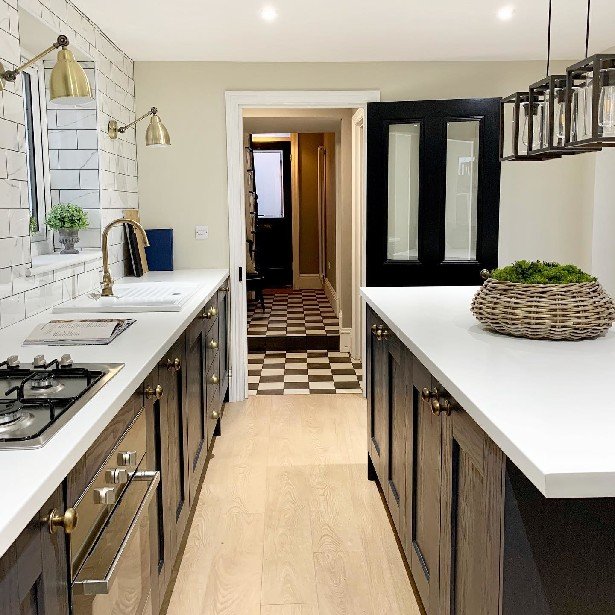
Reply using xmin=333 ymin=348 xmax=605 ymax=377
xmin=0 ymin=35 xmax=92 ymax=105
xmin=108 ymin=107 xmax=171 ymax=147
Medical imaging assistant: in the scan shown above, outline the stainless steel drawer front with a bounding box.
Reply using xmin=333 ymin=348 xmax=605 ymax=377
xmin=72 ymin=470 xmax=159 ymax=610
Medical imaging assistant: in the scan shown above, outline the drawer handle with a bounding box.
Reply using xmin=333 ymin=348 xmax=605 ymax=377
xmin=431 ymin=397 xmax=441 ymax=416
xmin=45 ymin=507 xmax=77 ymax=535
xmin=202 ymin=306 xmax=218 ymax=319
xmin=106 ymin=468 xmax=129 ymax=485
xmin=145 ymin=384 xmax=164 ymax=400
xmin=211 ymin=409 xmax=220 ymax=420
xmin=421 ymin=387 xmax=437 ymax=402
xmin=209 ymin=374 xmax=219 ymax=385
xmin=209 ymin=339 xmax=218 ymax=350
xmin=163 ymin=357 xmax=181 ymax=372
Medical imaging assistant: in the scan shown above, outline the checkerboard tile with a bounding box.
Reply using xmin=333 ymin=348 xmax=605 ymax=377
xmin=248 ymin=351 xmax=363 ymax=396
xmin=248 ymin=290 xmax=339 ymax=338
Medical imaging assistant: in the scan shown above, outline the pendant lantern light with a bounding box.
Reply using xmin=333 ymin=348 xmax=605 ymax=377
xmin=565 ymin=1 xmax=615 ymax=148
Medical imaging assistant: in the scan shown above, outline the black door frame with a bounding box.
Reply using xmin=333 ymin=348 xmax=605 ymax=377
xmin=366 ymin=98 xmax=502 ymax=286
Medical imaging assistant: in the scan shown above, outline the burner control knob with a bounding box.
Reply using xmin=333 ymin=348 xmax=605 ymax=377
xmin=59 ymin=354 xmax=73 ymax=368
xmin=93 ymin=486 xmax=116 ymax=505
xmin=105 ymin=468 xmax=129 ymax=484
xmin=117 ymin=451 xmax=137 ymax=467
xmin=6 ymin=355 xmax=19 ymax=368
xmin=33 ymin=355 xmax=46 ymax=368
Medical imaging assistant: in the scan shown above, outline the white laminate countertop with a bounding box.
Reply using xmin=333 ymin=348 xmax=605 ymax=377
xmin=361 ymin=285 xmax=615 ymax=499
xmin=0 ymin=269 xmax=228 ymax=558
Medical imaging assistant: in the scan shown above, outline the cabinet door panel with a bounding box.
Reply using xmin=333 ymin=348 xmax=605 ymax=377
xmin=218 ymin=284 xmax=229 ymax=399
xmin=440 ymin=404 xmax=504 ymax=615
xmin=384 ymin=333 xmax=410 ymax=539
xmin=408 ymin=358 xmax=441 ymax=614
xmin=366 ymin=309 xmax=387 ymax=484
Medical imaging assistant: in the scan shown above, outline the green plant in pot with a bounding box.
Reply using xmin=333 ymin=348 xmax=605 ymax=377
xmin=45 ymin=203 xmax=89 ymax=254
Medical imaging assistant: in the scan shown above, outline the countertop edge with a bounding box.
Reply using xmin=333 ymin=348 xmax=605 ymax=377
xmin=0 ymin=269 xmax=229 ymax=558
xmin=361 ymin=287 xmax=614 ymax=499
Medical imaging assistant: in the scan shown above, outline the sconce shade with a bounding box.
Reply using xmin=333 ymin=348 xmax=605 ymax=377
xmin=146 ymin=113 xmax=171 ymax=147
xmin=49 ymin=48 xmax=92 ymax=105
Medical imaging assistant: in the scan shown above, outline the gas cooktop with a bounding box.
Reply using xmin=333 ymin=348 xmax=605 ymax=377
xmin=0 ymin=354 xmax=123 ymax=449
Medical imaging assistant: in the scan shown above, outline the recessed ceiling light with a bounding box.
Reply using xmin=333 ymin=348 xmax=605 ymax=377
xmin=497 ymin=5 xmax=515 ymax=21
xmin=261 ymin=6 xmax=278 ymax=22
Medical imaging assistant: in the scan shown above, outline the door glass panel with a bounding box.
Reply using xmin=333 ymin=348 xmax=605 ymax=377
xmin=387 ymin=123 xmax=420 ymax=261
xmin=253 ymin=150 xmax=284 ymax=218
xmin=445 ymin=121 xmax=479 ymax=261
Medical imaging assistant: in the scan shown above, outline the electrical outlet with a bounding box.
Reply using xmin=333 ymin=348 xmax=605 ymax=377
xmin=195 ymin=225 xmax=208 ymax=240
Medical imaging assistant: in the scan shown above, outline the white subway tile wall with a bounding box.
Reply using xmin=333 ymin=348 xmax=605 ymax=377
xmin=0 ymin=0 xmax=138 ymax=329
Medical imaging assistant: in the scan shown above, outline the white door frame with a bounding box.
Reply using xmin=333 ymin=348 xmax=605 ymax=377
xmin=225 ymin=90 xmax=380 ymax=402
xmin=351 ymin=108 xmax=366 ymax=385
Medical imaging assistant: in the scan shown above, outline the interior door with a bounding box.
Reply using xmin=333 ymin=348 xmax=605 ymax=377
xmin=253 ymin=140 xmax=293 ymax=287
xmin=366 ymin=99 xmax=501 ymax=286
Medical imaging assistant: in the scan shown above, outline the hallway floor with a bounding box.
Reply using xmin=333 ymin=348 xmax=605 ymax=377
xmin=247 ymin=289 xmax=340 ymax=351
xmin=248 ymin=350 xmax=362 ymax=395
xmin=165 ymin=395 xmax=420 ymax=615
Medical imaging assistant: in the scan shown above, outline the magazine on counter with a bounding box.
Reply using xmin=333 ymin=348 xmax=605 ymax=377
xmin=23 ymin=318 xmax=136 ymax=346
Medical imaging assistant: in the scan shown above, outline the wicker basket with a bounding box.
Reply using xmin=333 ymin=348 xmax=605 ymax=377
xmin=471 ymin=278 xmax=615 ymax=341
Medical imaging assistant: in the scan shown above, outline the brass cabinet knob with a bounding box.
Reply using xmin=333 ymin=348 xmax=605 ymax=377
xmin=163 ymin=357 xmax=181 ymax=372
xmin=421 ymin=387 xmax=436 ymax=402
xmin=211 ymin=409 xmax=220 ymax=420
xmin=440 ymin=398 xmax=457 ymax=417
xmin=209 ymin=374 xmax=219 ymax=385
xmin=209 ymin=339 xmax=218 ymax=350
xmin=431 ymin=397 xmax=441 ymax=416
xmin=46 ymin=507 xmax=77 ymax=535
xmin=206 ymin=306 xmax=218 ymax=319
xmin=371 ymin=324 xmax=379 ymax=332
xmin=145 ymin=384 xmax=164 ymax=400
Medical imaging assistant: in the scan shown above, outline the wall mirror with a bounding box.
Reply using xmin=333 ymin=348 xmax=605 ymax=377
xmin=18 ymin=8 xmax=100 ymax=257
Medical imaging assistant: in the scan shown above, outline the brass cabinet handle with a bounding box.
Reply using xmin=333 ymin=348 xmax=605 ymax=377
xmin=440 ymin=398 xmax=457 ymax=417
xmin=431 ymin=397 xmax=441 ymax=416
xmin=117 ymin=450 xmax=137 ymax=466
xmin=209 ymin=339 xmax=218 ymax=350
xmin=421 ymin=387 xmax=437 ymax=402
xmin=165 ymin=357 xmax=181 ymax=372
xmin=372 ymin=324 xmax=389 ymax=340
xmin=46 ymin=508 xmax=77 ymax=535
xmin=211 ymin=409 xmax=220 ymax=420
xmin=371 ymin=324 xmax=380 ymax=332
xmin=203 ymin=306 xmax=218 ymax=319
xmin=209 ymin=374 xmax=219 ymax=385
xmin=145 ymin=384 xmax=164 ymax=400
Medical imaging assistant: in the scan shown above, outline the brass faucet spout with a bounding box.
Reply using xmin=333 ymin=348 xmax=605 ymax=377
xmin=101 ymin=218 xmax=149 ymax=297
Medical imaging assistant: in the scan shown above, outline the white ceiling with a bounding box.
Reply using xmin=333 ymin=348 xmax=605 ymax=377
xmin=71 ymin=0 xmax=615 ymax=62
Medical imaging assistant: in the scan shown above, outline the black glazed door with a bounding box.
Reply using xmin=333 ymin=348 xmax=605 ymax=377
xmin=366 ymin=99 xmax=501 ymax=286
xmin=253 ymin=140 xmax=293 ymax=287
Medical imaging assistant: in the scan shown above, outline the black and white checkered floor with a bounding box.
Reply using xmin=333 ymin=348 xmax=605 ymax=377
xmin=248 ymin=290 xmax=340 ymax=351
xmin=248 ymin=350 xmax=363 ymax=395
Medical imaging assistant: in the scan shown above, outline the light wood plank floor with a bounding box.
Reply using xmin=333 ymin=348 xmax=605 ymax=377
xmin=165 ymin=394 xmax=421 ymax=615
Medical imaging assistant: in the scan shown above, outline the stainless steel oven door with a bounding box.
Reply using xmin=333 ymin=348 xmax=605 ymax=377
xmin=72 ymin=470 xmax=160 ymax=615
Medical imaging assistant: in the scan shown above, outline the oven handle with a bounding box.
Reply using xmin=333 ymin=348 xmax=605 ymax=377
xmin=72 ymin=470 xmax=160 ymax=596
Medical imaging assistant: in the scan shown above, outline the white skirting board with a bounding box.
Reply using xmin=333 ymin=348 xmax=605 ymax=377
xmin=296 ymin=274 xmax=322 ymax=290
xmin=340 ymin=327 xmax=352 ymax=353
xmin=323 ymin=277 xmax=338 ymax=314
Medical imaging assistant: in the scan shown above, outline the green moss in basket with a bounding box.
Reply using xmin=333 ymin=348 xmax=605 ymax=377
xmin=491 ymin=260 xmax=596 ymax=284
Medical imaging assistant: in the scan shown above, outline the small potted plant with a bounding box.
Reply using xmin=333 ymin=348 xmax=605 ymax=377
xmin=471 ymin=260 xmax=615 ymax=340
xmin=45 ymin=203 xmax=89 ymax=254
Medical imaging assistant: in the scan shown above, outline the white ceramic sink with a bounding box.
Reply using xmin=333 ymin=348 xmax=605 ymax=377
xmin=54 ymin=282 xmax=200 ymax=313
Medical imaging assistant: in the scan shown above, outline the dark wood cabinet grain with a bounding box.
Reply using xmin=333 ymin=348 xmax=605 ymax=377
xmin=218 ymin=286 xmax=230 ymax=399
xmin=0 ymin=485 xmax=69 ymax=615
xmin=439 ymin=402 xmax=504 ymax=615
xmin=407 ymin=357 xmax=442 ymax=614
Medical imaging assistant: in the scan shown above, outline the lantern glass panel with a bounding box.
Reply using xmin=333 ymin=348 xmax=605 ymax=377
xmin=502 ymin=99 xmax=515 ymax=158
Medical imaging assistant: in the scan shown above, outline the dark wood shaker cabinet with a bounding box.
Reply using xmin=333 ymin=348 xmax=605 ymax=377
xmin=439 ymin=399 xmax=504 ymax=615
xmin=0 ymin=485 xmax=69 ymax=615
xmin=406 ymin=357 xmax=443 ymax=614
xmin=146 ymin=333 xmax=189 ymax=603
xmin=217 ymin=285 xmax=230 ymax=398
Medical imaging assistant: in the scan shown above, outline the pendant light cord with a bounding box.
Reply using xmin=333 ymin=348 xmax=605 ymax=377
xmin=585 ymin=0 xmax=591 ymax=57
xmin=546 ymin=0 xmax=552 ymax=76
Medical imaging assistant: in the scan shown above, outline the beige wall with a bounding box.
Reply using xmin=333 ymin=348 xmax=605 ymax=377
xmin=297 ymin=133 xmax=322 ymax=275
xmin=134 ymin=59 xmax=595 ymax=286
